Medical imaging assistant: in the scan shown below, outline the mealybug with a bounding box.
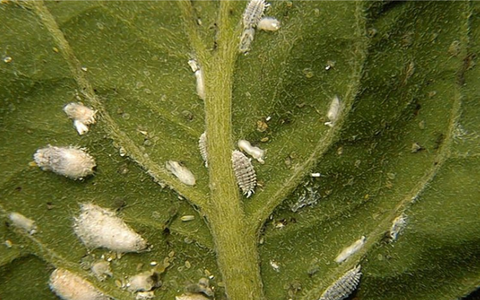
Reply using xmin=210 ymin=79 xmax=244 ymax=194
xmin=243 ymin=0 xmax=269 ymax=29
xmin=239 ymin=28 xmax=255 ymax=54
xmin=34 ymin=145 xmax=96 ymax=180
xmin=195 ymin=69 xmax=206 ymax=100
xmin=198 ymin=132 xmax=208 ymax=167
xmin=232 ymin=150 xmax=256 ymax=197
xmin=238 ymin=139 xmax=265 ymax=164
xmin=73 ymin=203 xmax=148 ymax=253
xmin=325 ymin=96 xmax=341 ymax=127
xmin=257 ymin=17 xmax=281 ymax=31
xmin=176 ymin=294 xmax=210 ymax=300
xmin=8 ymin=212 xmax=37 ymax=235
xmin=165 ymin=161 xmax=196 ymax=186
xmin=49 ymin=268 xmax=109 ymax=300
xmin=91 ymin=260 xmax=112 ymax=282
xmin=335 ymin=236 xmax=366 ymax=263
xmin=389 ymin=214 xmax=407 ymax=242
xmin=63 ymin=102 xmax=96 ymax=135
xmin=188 ymin=59 xmax=199 ymax=73
xmin=319 ymin=265 xmax=362 ymax=300
xmin=127 ymin=270 xmax=160 ymax=293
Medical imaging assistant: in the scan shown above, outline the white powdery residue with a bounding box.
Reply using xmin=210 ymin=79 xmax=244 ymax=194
xmin=232 ymin=150 xmax=257 ymax=197
xmin=319 ymin=265 xmax=362 ymax=300
xmin=243 ymin=0 xmax=269 ymax=29
xmin=325 ymin=96 xmax=341 ymax=127
xmin=335 ymin=236 xmax=366 ymax=263
xmin=257 ymin=17 xmax=281 ymax=31
xmin=389 ymin=214 xmax=407 ymax=241
xmin=63 ymin=102 xmax=96 ymax=135
xmin=238 ymin=139 xmax=265 ymax=164
xmin=198 ymin=132 xmax=208 ymax=167
xmin=8 ymin=212 xmax=37 ymax=234
xmin=34 ymin=145 xmax=96 ymax=180
xmin=165 ymin=161 xmax=196 ymax=186
xmin=73 ymin=203 xmax=147 ymax=253
xmin=49 ymin=268 xmax=109 ymax=300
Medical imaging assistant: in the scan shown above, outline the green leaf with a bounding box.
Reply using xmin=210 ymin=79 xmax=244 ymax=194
xmin=0 ymin=1 xmax=479 ymax=300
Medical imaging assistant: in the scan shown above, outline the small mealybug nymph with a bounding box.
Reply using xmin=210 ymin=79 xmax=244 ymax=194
xmin=49 ymin=268 xmax=109 ymax=300
xmin=243 ymin=0 xmax=269 ymax=29
xmin=257 ymin=17 xmax=281 ymax=31
xmin=389 ymin=214 xmax=407 ymax=242
xmin=319 ymin=265 xmax=362 ymax=300
xmin=73 ymin=203 xmax=148 ymax=253
xmin=195 ymin=69 xmax=206 ymax=100
xmin=238 ymin=139 xmax=265 ymax=164
xmin=325 ymin=96 xmax=341 ymax=127
xmin=335 ymin=236 xmax=366 ymax=263
xmin=198 ymin=132 xmax=208 ymax=167
xmin=239 ymin=28 xmax=256 ymax=54
xmin=34 ymin=145 xmax=96 ymax=180
xmin=63 ymin=102 xmax=96 ymax=135
xmin=232 ymin=150 xmax=257 ymax=197
xmin=166 ymin=161 xmax=196 ymax=186
xmin=8 ymin=212 xmax=37 ymax=235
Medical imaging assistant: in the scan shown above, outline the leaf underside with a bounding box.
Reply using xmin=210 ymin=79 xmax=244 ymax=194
xmin=1 ymin=1 xmax=479 ymax=300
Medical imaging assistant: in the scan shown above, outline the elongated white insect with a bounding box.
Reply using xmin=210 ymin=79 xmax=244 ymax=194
xmin=325 ymin=96 xmax=341 ymax=127
xmin=198 ymin=132 xmax=208 ymax=167
xmin=389 ymin=214 xmax=407 ymax=241
xmin=238 ymin=139 xmax=265 ymax=164
xmin=49 ymin=268 xmax=109 ymax=300
xmin=165 ymin=161 xmax=196 ymax=186
xmin=239 ymin=28 xmax=256 ymax=54
xmin=34 ymin=145 xmax=96 ymax=180
xmin=73 ymin=203 xmax=147 ymax=253
xmin=8 ymin=212 xmax=37 ymax=234
xmin=195 ymin=69 xmax=206 ymax=100
xmin=243 ymin=0 xmax=269 ymax=29
xmin=319 ymin=265 xmax=362 ymax=300
xmin=257 ymin=17 xmax=281 ymax=31
xmin=335 ymin=236 xmax=366 ymax=263
xmin=63 ymin=102 xmax=96 ymax=135
xmin=232 ymin=150 xmax=256 ymax=197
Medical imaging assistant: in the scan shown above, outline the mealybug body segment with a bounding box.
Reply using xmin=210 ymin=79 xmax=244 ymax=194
xmin=73 ymin=203 xmax=147 ymax=253
xmin=232 ymin=150 xmax=256 ymax=197
xmin=239 ymin=28 xmax=256 ymax=54
xmin=238 ymin=139 xmax=265 ymax=164
xmin=49 ymin=268 xmax=109 ymax=300
xmin=389 ymin=214 xmax=407 ymax=241
xmin=325 ymin=96 xmax=341 ymax=127
xmin=257 ymin=17 xmax=281 ymax=31
xmin=8 ymin=212 xmax=37 ymax=234
xmin=165 ymin=161 xmax=196 ymax=186
xmin=243 ymin=0 xmax=269 ymax=29
xmin=335 ymin=236 xmax=366 ymax=263
xmin=63 ymin=102 xmax=96 ymax=135
xmin=198 ymin=132 xmax=208 ymax=167
xmin=34 ymin=145 xmax=96 ymax=180
xmin=319 ymin=265 xmax=362 ymax=300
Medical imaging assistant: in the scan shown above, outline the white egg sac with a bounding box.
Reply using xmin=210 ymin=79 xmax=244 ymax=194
xmin=34 ymin=145 xmax=96 ymax=180
xmin=165 ymin=161 xmax=196 ymax=186
xmin=63 ymin=102 xmax=96 ymax=135
xmin=49 ymin=268 xmax=109 ymax=300
xmin=325 ymin=96 xmax=341 ymax=127
xmin=198 ymin=132 xmax=208 ymax=167
xmin=73 ymin=203 xmax=148 ymax=253
xmin=319 ymin=265 xmax=362 ymax=300
xmin=238 ymin=139 xmax=265 ymax=164
xmin=232 ymin=150 xmax=256 ymax=197
xmin=8 ymin=212 xmax=37 ymax=234
xmin=257 ymin=17 xmax=281 ymax=31
xmin=335 ymin=236 xmax=366 ymax=263
xmin=243 ymin=0 xmax=268 ymax=29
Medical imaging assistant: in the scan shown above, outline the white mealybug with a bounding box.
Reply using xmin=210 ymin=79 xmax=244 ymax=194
xmin=232 ymin=150 xmax=256 ymax=197
xmin=34 ymin=145 xmax=96 ymax=180
xmin=8 ymin=212 xmax=37 ymax=234
xmin=194 ymin=69 xmax=206 ymax=100
xmin=176 ymin=294 xmax=210 ymax=300
xmin=63 ymin=102 xmax=96 ymax=135
xmin=238 ymin=139 xmax=265 ymax=164
xmin=91 ymin=260 xmax=112 ymax=281
xmin=188 ymin=59 xmax=200 ymax=73
xmin=335 ymin=236 xmax=366 ymax=263
xmin=243 ymin=0 xmax=269 ymax=29
xmin=165 ymin=161 xmax=196 ymax=186
xmin=319 ymin=265 xmax=362 ymax=300
xmin=73 ymin=203 xmax=148 ymax=253
xmin=239 ymin=28 xmax=255 ymax=54
xmin=198 ymin=132 xmax=208 ymax=167
xmin=389 ymin=214 xmax=407 ymax=241
xmin=127 ymin=270 xmax=160 ymax=293
xmin=325 ymin=96 xmax=341 ymax=127
xmin=49 ymin=268 xmax=109 ymax=300
xmin=257 ymin=17 xmax=281 ymax=31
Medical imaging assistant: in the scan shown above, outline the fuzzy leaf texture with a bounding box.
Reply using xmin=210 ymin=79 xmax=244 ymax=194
xmin=1 ymin=1 xmax=479 ymax=300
